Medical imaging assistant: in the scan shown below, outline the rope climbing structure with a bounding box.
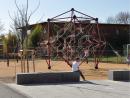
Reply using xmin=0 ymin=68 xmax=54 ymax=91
xmin=46 ymin=8 xmax=106 ymax=69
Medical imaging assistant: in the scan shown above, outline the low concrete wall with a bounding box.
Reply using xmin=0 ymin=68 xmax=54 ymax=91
xmin=16 ymin=72 xmax=80 ymax=85
xmin=108 ymin=70 xmax=130 ymax=81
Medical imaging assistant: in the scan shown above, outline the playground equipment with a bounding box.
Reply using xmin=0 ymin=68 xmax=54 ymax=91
xmin=123 ymin=44 xmax=130 ymax=64
xmin=126 ymin=44 xmax=130 ymax=57
xmin=19 ymin=49 xmax=36 ymax=73
xmin=45 ymin=8 xmax=106 ymax=70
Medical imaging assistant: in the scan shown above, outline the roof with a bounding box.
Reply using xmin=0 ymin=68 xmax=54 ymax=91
xmin=17 ymin=21 xmax=130 ymax=30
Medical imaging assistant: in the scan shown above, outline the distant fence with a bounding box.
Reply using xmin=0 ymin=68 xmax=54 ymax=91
xmin=0 ymin=49 xmax=127 ymax=64
xmin=87 ymin=50 xmax=125 ymax=64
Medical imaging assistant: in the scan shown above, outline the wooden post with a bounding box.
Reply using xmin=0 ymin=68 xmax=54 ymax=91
xmin=27 ymin=55 xmax=29 ymax=73
xmin=21 ymin=54 xmax=23 ymax=73
xmin=32 ymin=51 xmax=35 ymax=72
xmin=7 ymin=57 xmax=9 ymax=67
xmin=6 ymin=53 xmax=9 ymax=67
xmin=23 ymin=55 xmax=26 ymax=73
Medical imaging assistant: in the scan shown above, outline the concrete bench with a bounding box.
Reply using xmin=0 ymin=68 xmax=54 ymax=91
xmin=16 ymin=71 xmax=80 ymax=85
xmin=108 ymin=70 xmax=130 ymax=81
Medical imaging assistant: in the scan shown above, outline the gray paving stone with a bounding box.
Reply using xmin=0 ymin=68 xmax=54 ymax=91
xmin=7 ymin=80 xmax=130 ymax=98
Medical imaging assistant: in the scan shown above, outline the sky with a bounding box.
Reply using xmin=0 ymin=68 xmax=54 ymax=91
xmin=0 ymin=0 xmax=130 ymax=34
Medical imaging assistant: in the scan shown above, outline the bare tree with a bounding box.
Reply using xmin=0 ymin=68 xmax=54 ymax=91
xmin=0 ymin=20 xmax=4 ymax=32
xmin=106 ymin=11 xmax=130 ymax=24
xmin=9 ymin=0 xmax=40 ymax=49
xmin=116 ymin=12 xmax=130 ymax=24
xmin=106 ymin=16 xmax=116 ymax=24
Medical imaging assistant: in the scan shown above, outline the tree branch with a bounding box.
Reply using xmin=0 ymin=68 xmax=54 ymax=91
xmin=27 ymin=0 xmax=40 ymax=22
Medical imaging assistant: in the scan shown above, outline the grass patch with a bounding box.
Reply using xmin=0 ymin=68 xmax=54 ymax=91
xmin=88 ymin=56 xmax=126 ymax=64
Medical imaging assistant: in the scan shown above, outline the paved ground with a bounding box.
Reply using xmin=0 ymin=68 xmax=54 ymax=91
xmin=0 ymin=82 xmax=29 ymax=98
xmin=6 ymin=80 xmax=130 ymax=98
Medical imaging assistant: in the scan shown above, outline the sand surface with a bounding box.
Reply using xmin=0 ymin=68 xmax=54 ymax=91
xmin=0 ymin=60 xmax=130 ymax=83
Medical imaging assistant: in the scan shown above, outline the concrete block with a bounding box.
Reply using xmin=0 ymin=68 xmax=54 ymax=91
xmin=108 ymin=70 xmax=130 ymax=81
xmin=16 ymin=72 xmax=80 ymax=85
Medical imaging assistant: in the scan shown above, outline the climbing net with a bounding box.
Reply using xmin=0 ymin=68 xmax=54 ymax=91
xmin=46 ymin=8 xmax=106 ymax=69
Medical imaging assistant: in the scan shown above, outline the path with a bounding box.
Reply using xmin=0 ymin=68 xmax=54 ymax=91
xmin=0 ymin=82 xmax=29 ymax=98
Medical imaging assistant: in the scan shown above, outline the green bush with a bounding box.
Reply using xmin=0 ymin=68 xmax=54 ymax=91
xmin=24 ymin=25 xmax=43 ymax=49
